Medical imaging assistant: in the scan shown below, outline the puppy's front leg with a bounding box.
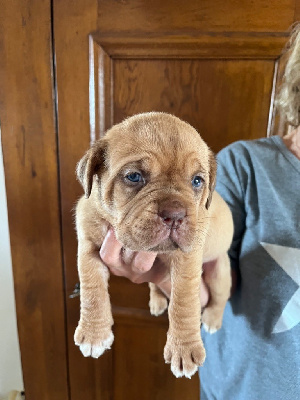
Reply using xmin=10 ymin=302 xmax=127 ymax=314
xmin=74 ymin=239 xmax=114 ymax=358
xmin=164 ymin=251 xmax=205 ymax=378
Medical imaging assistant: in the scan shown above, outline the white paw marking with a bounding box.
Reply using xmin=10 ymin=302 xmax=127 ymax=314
xmin=149 ymin=298 xmax=168 ymax=316
xmin=202 ymin=323 xmax=217 ymax=334
xmin=164 ymin=339 xmax=205 ymax=379
xmin=76 ymin=331 xmax=114 ymax=358
xmin=170 ymin=363 xmax=198 ymax=379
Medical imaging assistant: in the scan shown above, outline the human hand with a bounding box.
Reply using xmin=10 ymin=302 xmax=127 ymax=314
xmin=100 ymin=228 xmax=169 ymax=285
xmin=100 ymin=228 xmax=210 ymax=307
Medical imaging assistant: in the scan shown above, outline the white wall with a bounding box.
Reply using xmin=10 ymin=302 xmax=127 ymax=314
xmin=0 ymin=137 xmax=24 ymax=398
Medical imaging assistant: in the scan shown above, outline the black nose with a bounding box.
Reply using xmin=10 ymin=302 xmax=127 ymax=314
xmin=158 ymin=201 xmax=186 ymax=228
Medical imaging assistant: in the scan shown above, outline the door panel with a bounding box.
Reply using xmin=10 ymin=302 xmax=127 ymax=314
xmin=113 ymin=58 xmax=275 ymax=151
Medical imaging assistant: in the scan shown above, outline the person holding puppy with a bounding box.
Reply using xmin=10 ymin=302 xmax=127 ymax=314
xmin=100 ymin=26 xmax=300 ymax=399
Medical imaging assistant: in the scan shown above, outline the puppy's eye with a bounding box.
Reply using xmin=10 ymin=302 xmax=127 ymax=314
xmin=125 ymin=172 xmax=143 ymax=183
xmin=191 ymin=175 xmax=203 ymax=188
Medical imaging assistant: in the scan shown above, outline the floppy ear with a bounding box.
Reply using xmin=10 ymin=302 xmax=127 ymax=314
xmin=76 ymin=139 xmax=107 ymax=198
xmin=205 ymin=150 xmax=217 ymax=210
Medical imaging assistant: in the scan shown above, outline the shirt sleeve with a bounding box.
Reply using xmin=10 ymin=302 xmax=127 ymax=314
xmin=215 ymin=144 xmax=247 ymax=271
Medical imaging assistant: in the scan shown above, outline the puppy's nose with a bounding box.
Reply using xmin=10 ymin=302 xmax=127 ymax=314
xmin=158 ymin=201 xmax=186 ymax=228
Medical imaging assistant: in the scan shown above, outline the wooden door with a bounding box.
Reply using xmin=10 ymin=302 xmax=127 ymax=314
xmin=1 ymin=1 xmax=300 ymax=399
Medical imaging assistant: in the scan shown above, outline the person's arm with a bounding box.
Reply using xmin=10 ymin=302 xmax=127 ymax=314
xmin=215 ymin=143 xmax=248 ymax=285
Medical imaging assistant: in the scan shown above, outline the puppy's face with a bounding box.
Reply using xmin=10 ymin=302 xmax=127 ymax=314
xmin=77 ymin=113 xmax=216 ymax=253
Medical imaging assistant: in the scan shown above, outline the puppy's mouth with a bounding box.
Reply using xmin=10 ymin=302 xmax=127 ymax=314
xmin=149 ymin=236 xmax=179 ymax=252
xmin=147 ymin=224 xmax=189 ymax=252
xmin=117 ymin=214 xmax=195 ymax=253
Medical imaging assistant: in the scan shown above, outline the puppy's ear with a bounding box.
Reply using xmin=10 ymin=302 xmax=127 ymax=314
xmin=76 ymin=139 xmax=107 ymax=198
xmin=205 ymin=150 xmax=217 ymax=209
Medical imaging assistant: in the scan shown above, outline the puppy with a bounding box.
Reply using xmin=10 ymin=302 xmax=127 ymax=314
xmin=74 ymin=112 xmax=233 ymax=378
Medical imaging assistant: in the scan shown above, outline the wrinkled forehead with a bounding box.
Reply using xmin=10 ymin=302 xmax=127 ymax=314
xmin=105 ymin=116 xmax=210 ymax=173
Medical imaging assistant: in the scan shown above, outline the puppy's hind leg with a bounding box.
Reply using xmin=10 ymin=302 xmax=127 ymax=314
xmin=149 ymin=283 xmax=168 ymax=316
xmin=201 ymin=252 xmax=231 ymax=334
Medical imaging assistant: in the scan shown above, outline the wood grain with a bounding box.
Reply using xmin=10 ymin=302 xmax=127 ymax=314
xmin=113 ymin=59 xmax=275 ymax=152
xmin=113 ymin=323 xmax=199 ymax=400
xmin=0 ymin=1 xmax=68 ymax=399
xmin=97 ymin=0 xmax=295 ymax=34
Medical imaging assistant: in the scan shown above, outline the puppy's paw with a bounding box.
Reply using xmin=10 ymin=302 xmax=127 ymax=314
xmin=201 ymin=308 xmax=223 ymax=334
xmin=149 ymin=296 xmax=168 ymax=316
xmin=74 ymin=324 xmax=114 ymax=358
xmin=164 ymin=336 xmax=206 ymax=378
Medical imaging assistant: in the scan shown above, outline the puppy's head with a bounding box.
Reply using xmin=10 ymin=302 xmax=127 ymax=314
xmin=77 ymin=112 xmax=216 ymax=253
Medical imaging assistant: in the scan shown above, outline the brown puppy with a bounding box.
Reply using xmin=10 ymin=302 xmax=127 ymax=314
xmin=74 ymin=112 xmax=233 ymax=378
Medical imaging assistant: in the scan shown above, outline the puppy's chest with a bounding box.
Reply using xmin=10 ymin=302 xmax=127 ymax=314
xmin=85 ymin=215 xmax=110 ymax=247
xmin=157 ymin=252 xmax=183 ymax=271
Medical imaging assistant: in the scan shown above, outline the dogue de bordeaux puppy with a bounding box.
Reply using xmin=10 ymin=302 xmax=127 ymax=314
xmin=74 ymin=112 xmax=233 ymax=378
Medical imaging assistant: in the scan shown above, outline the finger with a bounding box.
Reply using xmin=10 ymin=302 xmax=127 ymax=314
xmin=121 ymin=248 xmax=136 ymax=265
xmin=132 ymin=251 xmax=157 ymax=272
xmin=108 ymin=266 xmax=128 ymax=278
xmin=100 ymin=228 xmax=123 ymax=267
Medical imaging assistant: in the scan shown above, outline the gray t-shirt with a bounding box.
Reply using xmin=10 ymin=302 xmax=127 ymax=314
xmin=201 ymin=136 xmax=300 ymax=400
